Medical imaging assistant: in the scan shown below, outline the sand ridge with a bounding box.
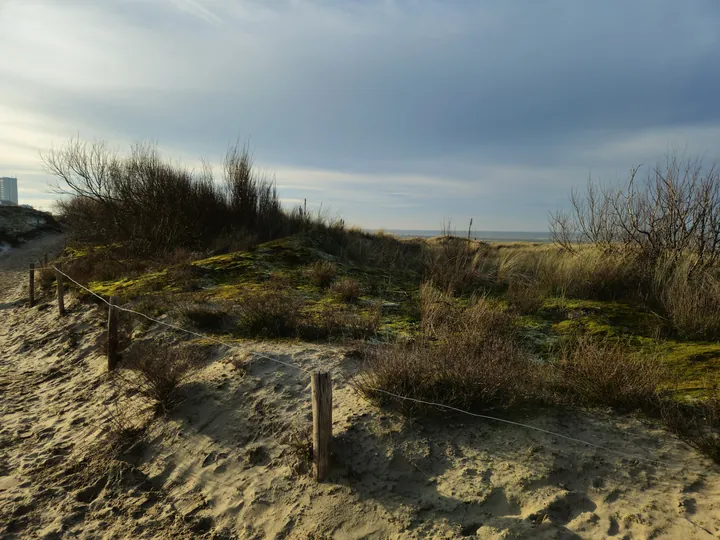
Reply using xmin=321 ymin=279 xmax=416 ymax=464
xmin=2 ymin=236 xmax=720 ymax=538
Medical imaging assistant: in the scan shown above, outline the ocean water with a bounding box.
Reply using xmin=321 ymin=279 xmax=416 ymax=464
xmin=376 ymin=230 xmax=553 ymax=243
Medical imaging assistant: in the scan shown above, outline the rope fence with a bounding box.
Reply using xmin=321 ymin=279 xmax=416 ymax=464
xmin=23 ymin=255 xmax=672 ymax=480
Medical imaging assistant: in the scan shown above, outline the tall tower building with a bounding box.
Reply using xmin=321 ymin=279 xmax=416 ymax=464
xmin=0 ymin=177 xmax=18 ymax=204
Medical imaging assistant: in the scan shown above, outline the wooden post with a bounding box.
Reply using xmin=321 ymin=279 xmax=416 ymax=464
xmin=43 ymin=253 xmax=48 ymax=268
xmin=29 ymin=263 xmax=35 ymax=307
xmin=107 ymin=296 xmax=119 ymax=371
xmin=55 ymin=264 xmax=65 ymax=316
xmin=311 ymin=371 xmax=332 ymax=482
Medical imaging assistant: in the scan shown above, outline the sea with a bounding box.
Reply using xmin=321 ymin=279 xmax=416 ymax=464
xmin=374 ymin=230 xmax=553 ymax=243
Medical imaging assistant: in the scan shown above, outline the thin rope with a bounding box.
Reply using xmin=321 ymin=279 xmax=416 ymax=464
xmin=366 ymin=387 xmax=667 ymax=466
xmin=53 ymin=266 xmax=311 ymax=374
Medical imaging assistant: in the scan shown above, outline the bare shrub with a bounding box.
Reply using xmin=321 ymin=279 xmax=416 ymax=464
xmin=330 ymin=277 xmax=361 ymax=303
xmin=551 ymin=153 xmax=720 ymax=272
xmin=420 ymin=283 xmax=516 ymax=342
xmin=419 ymin=283 xmax=457 ymax=338
xmin=356 ymin=289 xmax=532 ymax=410
xmin=235 ymin=289 xmax=303 ymax=338
xmin=45 ymin=138 xmax=304 ymax=256
xmin=305 ymin=260 xmax=337 ymax=288
xmin=551 ymin=334 xmax=667 ymax=410
xmin=119 ymin=341 xmax=201 ymax=412
xmin=166 ymin=264 xmax=203 ymax=291
xmin=355 ymin=336 xmax=537 ymax=411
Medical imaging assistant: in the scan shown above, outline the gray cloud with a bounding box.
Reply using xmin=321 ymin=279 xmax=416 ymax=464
xmin=2 ymin=0 xmax=720 ymax=227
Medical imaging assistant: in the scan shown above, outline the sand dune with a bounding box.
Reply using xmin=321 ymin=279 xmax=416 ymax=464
xmin=2 ymin=236 xmax=720 ymax=539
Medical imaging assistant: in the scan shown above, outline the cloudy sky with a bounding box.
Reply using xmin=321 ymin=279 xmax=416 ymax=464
xmin=1 ymin=0 xmax=720 ymax=230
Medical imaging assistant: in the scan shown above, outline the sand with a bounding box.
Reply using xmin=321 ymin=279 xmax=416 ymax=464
xmin=2 ymin=235 xmax=720 ymax=539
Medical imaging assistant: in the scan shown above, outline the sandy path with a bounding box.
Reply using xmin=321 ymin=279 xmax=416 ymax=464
xmin=2 ymin=235 xmax=720 ymax=538
xmin=0 ymin=233 xmax=66 ymax=304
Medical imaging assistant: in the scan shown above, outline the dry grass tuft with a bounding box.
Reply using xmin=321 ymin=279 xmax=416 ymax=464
xmin=305 ymin=260 xmax=338 ymax=288
xmin=550 ymin=334 xmax=667 ymax=410
xmin=506 ymin=280 xmax=545 ymax=315
xmin=329 ymin=277 xmax=362 ymax=303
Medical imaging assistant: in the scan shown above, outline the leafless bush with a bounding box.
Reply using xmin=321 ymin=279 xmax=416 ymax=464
xmin=355 ymin=336 xmax=537 ymax=411
xmin=235 ymin=289 xmax=303 ymax=338
xmin=118 ymin=341 xmax=201 ymax=412
xmin=44 ymin=138 xmax=302 ymax=256
xmin=284 ymin=423 xmax=314 ymax=475
xmin=330 ymin=277 xmax=362 ymax=303
xmin=551 ymin=153 xmax=720 ymax=273
xmin=551 ymin=334 xmax=667 ymax=410
xmin=420 ymin=283 xmax=516 ymax=342
xmin=305 ymin=260 xmax=337 ymax=288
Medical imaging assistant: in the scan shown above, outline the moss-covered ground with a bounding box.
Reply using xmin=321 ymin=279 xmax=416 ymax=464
xmin=60 ymin=235 xmax=720 ymax=400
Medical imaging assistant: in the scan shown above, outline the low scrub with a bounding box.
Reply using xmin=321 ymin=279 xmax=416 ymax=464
xmin=305 ymin=260 xmax=337 ymax=288
xmin=36 ymin=266 xmax=56 ymax=296
xmin=329 ymin=277 xmax=362 ymax=303
xmin=235 ymin=289 xmax=303 ymax=338
xmin=355 ymin=336 xmax=537 ymax=411
xmin=550 ymin=334 xmax=667 ymax=411
xmin=178 ymin=303 xmax=230 ymax=332
xmin=357 ymin=291 xmax=533 ymax=410
xmin=118 ymin=341 xmax=202 ymax=412
xmin=300 ymin=302 xmax=382 ymax=340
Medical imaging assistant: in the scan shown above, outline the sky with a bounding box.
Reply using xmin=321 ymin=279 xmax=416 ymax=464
xmin=1 ymin=0 xmax=720 ymax=230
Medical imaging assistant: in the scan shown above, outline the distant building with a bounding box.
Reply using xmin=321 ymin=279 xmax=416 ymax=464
xmin=0 ymin=199 xmax=16 ymax=206
xmin=0 ymin=177 xmax=18 ymax=205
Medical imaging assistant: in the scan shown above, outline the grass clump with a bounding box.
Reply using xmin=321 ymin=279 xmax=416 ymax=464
xmin=305 ymin=260 xmax=337 ymax=288
xmin=179 ymin=303 xmax=230 ymax=332
xmin=329 ymin=277 xmax=362 ymax=303
xmin=300 ymin=302 xmax=382 ymax=341
xmin=506 ymin=280 xmax=545 ymax=315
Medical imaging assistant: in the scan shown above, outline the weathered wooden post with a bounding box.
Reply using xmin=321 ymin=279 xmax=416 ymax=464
xmin=29 ymin=263 xmax=35 ymax=307
xmin=311 ymin=371 xmax=332 ymax=482
xmin=107 ymin=296 xmax=119 ymax=370
xmin=43 ymin=253 xmax=48 ymax=268
xmin=55 ymin=264 xmax=65 ymax=316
